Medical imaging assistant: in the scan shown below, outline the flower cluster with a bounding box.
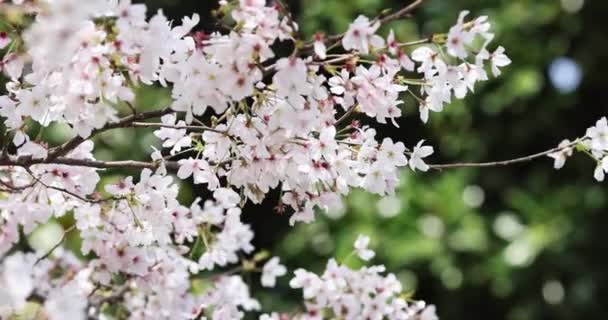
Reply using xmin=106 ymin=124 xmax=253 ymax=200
xmin=286 ymin=236 xmax=438 ymax=320
xmin=549 ymin=117 xmax=608 ymax=181
xmin=0 ymin=0 xmax=521 ymax=318
xmin=0 ymin=250 xmax=93 ymax=320
xmin=411 ymin=11 xmax=511 ymax=123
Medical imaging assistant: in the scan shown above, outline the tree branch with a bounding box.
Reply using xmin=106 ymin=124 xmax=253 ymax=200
xmin=0 ymin=156 xmax=179 ymax=171
xmin=48 ymin=108 xmax=174 ymax=159
xmin=2 ymin=137 xmax=581 ymax=174
xmin=302 ymin=0 xmax=426 ymax=50
xmin=378 ymin=0 xmax=426 ymax=25
xmin=131 ymin=122 xmax=227 ymax=135
xmin=429 ymin=140 xmax=580 ymax=170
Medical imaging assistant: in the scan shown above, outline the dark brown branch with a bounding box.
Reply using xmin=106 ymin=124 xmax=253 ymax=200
xmin=302 ymin=0 xmax=426 ymax=50
xmin=0 ymin=156 xmax=179 ymax=171
xmin=378 ymin=0 xmax=426 ymax=25
xmin=48 ymin=108 xmax=174 ymax=159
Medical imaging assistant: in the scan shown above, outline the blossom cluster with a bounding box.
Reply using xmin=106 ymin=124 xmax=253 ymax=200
xmin=0 ymin=0 xmax=518 ymax=318
xmin=286 ymin=237 xmax=437 ymax=320
xmin=548 ymin=117 xmax=608 ymax=181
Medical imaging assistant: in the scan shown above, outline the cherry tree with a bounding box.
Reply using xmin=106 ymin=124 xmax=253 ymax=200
xmin=0 ymin=0 xmax=602 ymax=319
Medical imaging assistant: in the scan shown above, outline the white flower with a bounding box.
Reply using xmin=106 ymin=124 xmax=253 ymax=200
xmin=104 ymin=177 xmax=134 ymax=196
xmin=342 ymin=15 xmax=384 ymax=54
xmin=378 ymin=138 xmax=408 ymax=168
xmin=261 ymin=257 xmax=287 ymax=287
xmin=409 ymin=140 xmax=434 ymax=172
xmin=490 ymin=46 xmax=511 ymax=77
xmin=387 ymin=29 xmax=399 ymax=55
xmin=418 ymin=99 xmax=443 ymax=124
xmin=272 ymin=57 xmax=312 ymax=108
xmin=0 ymin=253 xmax=35 ymax=318
xmin=586 ymin=117 xmax=608 ymax=151
xmin=177 ymin=158 xmax=220 ymax=189
xmin=74 ymin=204 xmax=102 ymax=230
xmin=43 ymin=276 xmax=89 ymax=320
xmin=329 ymin=68 xmax=356 ymax=108
xmin=354 ymin=234 xmax=375 ymax=261
xmin=446 ymin=11 xmax=474 ymax=59
xmin=397 ymin=50 xmax=415 ymax=71
xmin=0 ymin=31 xmax=10 ymax=49
xmin=154 ymin=114 xmax=192 ymax=155
xmin=17 ymin=141 xmax=48 ymax=159
xmin=548 ymin=139 xmax=573 ymax=169
xmin=0 ymin=96 xmax=22 ymax=129
xmin=420 ymin=305 xmax=439 ymax=320
xmin=213 ymin=188 xmax=241 ymax=209
xmin=313 ymin=32 xmax=327 ymax=59
xmin=594 ymin=157 xmax=608 ymax=182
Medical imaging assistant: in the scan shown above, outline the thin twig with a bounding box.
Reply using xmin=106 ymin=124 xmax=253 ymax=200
xmin=378 ymin=0 xmax=426 ymax=25
xmin=48 ymin=108 xmax=174 ymax=159
xmin=131 ymin=122 xmax=228 ymax=135
xmin=302 ymin=0 xmax=426 ymax=50
xmin=35 ymin=225 xmax=76 ymax=265
xmin=23 ymin=168 xmax=119 ymax=203
xmin=0 ymin=156 xmax=179 ymax=171
xmin=125 ymin=101 xmax=137 ymax=115
xmin=335 ymin=105 xmax=358 ymax=126
xmin=429 ymin=140 xmax=581 ymax=170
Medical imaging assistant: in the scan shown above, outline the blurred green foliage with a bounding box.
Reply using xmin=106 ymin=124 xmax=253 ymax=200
xmin=275 ymin=0 xmax=608 ymax=319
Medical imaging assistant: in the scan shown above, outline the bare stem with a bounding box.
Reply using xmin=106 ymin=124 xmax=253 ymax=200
xmin=131 ymin=122 xmax=228 ymax=135
xmin=302 ymin=0 xmax=426 ymax=50
xmin=378 ymin=0 xmax=426 ymax=25
xmin=0 ymin=156 xmax=179 ymax=171
xmin=335 ymin=105 xmax=358 ymax=126
xmin=429 ymin=139 xmax=581 ymax=170
xmin=35 ymin=225 xmax=76 ymax=265
xmin=48 ymin=108 xmax=174 ymax=159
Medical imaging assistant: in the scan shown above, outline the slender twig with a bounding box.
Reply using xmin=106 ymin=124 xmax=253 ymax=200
xmin=125 ymin=101 xmax=137 ymax=115
xmin=48 ymin=108 xmax=174 ymax=159
xmin=90 ymin=284 xmax=130 ymax=309
xmin=335 ymin=105 xmax=358 ymax=126
xmin=0 ymin=177 xmax=35 ymax=191
xmin=1 ymin=139 xmax=582 ymax=172
xmin=429 ymin=139 xmax=581 ymax=170
xmin=398 ymin=38 xmax=432 ymax=47
xmin=131 ymin=122 xmax=228 ymax=135
xmin=35 ymin=225 xmax=76 ymax=265
xmin=302 ymin=0 xmax=426 ymax=50
xmin=311 ymin=54 xmax=356 ymax=66
xmin=0 ymin=156 xmax=179 ymax=171
xmin=378 ymin=0 xmax=426 ymax=24
xmin=23 ymin=168 xmax=120 ymax=204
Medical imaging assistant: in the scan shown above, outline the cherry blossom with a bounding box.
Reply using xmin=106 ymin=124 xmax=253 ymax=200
xmin=354 ymin=234 xmax=376 ymax=261
xmin=409 ymin=140 xmax=435 ymax=172
xmin=261 ymin=257 xmax=288 ymax=287
xmin=289 ymin=258 xmax=437 ymax=319
xmin=314 ymin=32 xmax=327 ymax=59
xmin=0 ymin=0 xmax=533 ymax=318
xmin=0 ymin=31 xmax=10 ymax=49
xmin=548 ymin=139 xmax=574 ymax=169
xmin=342 ymin=15 xmax=385 ymax=54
